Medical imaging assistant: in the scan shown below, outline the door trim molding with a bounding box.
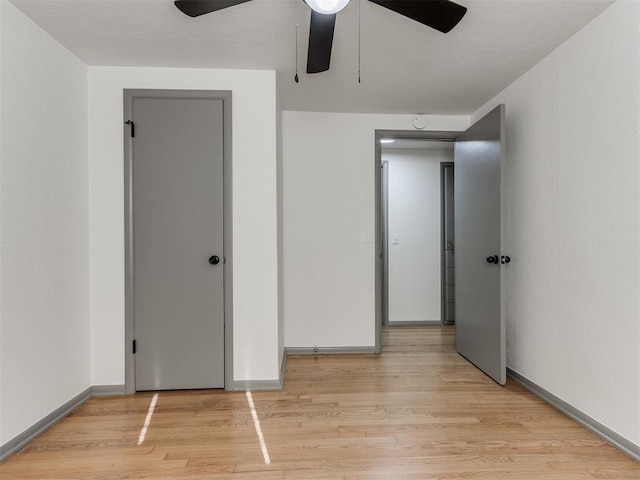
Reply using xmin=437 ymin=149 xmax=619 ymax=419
xmin=440 ymin=161 xmax=455 ymax=325
xmin=380 ymin=161 xmax=389 ymax=326
xmin=123 ymin=89 xmax=233 ymax=393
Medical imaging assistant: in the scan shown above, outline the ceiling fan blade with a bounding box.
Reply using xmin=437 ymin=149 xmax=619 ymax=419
xmin=306 ymin=11 xmax=337 ymax=74
xmin=174 ymin=0 xmax=253 ymax=17
xmin=368 ymin=0 xmax=467 ymax=33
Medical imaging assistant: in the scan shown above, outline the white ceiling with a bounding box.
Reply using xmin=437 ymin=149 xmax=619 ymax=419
xmin=11 ymin=0 xmax=614 ymax=114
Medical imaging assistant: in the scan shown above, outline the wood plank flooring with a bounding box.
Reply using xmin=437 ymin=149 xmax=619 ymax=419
xmin=1 ymin=326 xmax=638 ymax=479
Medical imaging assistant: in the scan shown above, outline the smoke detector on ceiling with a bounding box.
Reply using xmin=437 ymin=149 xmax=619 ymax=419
xmin=413 ymin=116 xmax=427 ymax=130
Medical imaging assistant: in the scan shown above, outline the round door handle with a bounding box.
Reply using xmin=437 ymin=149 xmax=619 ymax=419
xmin=208 ymin=255 xmax=220 ymax=265
xmin=486 ymin=255 xmax=499 ymax=264
xmin=501 ymin=256 xmax=511 ymax=264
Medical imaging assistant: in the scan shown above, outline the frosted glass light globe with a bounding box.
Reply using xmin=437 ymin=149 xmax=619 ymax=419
xmin=305 ymin=0 xmax=350 ymax=15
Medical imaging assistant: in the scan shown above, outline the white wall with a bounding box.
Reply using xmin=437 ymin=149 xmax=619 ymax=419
xmin=474 ymin=1 xmax=640 ymax=446
xmin=88 ymin=67 xmax=281 ymax=385
xmin=0 ymin=1 xmax=89 ymax=444
xmin=0 ymin=0 xmax=4 ymax=444
xmin=276 ymin=76 xmax=285 ymax=373
xmin=283 ymin=113 xmax=468 ymax=348
xmin=384 ymin=148 xmax=453 ymax=323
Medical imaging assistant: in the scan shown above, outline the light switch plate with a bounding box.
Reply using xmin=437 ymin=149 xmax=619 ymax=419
xmin=392 ymin=233 xmax=400 ymax=244
xmin=360 ymin=232 xmax=372 ymax=244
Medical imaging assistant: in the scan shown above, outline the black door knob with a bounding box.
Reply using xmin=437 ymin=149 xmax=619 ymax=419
xmin=486 ymin=255 xmax=499 ymax=264
xmin=501 ymin=256 xmax=511 ymax=264
xmin=208 ymin=255 xmax=220 ymax=265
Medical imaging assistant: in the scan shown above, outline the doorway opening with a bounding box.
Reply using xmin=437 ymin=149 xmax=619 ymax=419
xmin=375 ymin=105 xmax=506 ymax=385
xmin=379 ymin=137 xmax=456 ymax=328
xmin=374 ymin=130 xmax=461 ymax=351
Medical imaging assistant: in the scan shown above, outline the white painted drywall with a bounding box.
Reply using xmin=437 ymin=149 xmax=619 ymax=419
xmin=276 ymin=77 xmax=285 ymax=374
xmin=384 ymin=148 xmax=453 ymax=323
xmin=474 ymin=1 xmax=640 ymax=446
xmin=282 ymin=113 xmax=468 ymax=347
xmin=0 ymin=0 xmax=4 ymax=444
xmin=0 ymin=1 xmax=89 ymax=444
xmin=88 ymin=67 xmax=280 ymax=384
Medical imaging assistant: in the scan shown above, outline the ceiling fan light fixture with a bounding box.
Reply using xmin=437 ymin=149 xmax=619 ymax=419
xmin=304 ymin=0 xmax=350 ymax=15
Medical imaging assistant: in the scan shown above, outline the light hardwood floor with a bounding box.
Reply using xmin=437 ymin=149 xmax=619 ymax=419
xmin=2 ymin=326 xmax=638 ymax=479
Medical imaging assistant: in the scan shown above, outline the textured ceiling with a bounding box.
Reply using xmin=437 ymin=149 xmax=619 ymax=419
xmin=11 ymin=0 xmax=614 ymax=114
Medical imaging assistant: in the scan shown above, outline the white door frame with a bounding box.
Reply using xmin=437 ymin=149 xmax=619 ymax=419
xmin=123 ymin=89 xmax=233 ymax=393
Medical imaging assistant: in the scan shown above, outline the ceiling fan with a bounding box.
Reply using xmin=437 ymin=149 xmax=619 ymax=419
xmin=174 ymin=0 xmax=467 ymax=74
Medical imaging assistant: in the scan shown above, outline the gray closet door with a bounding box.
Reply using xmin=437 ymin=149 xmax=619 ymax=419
xmin=133 ymin=96 xmax=225 ymax=391
xmin=454 ymin=104 xmax=506 ymax=385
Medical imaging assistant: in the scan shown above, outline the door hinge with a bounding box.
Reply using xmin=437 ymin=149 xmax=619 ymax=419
xmin=132 ymin=339 xmax=137 ymax=354
xmin=125 ymin=120 xmax=135 ymax=138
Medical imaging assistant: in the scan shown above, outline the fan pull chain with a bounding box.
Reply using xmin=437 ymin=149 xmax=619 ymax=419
xmin=294 ymin=0 xmax=299 ymax=83
xmin=358 ymin=0 xmax=361 ymax=84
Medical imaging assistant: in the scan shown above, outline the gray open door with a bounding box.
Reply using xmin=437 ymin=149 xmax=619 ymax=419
xmin=454 ymin=105 xmax=506 ymax=385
